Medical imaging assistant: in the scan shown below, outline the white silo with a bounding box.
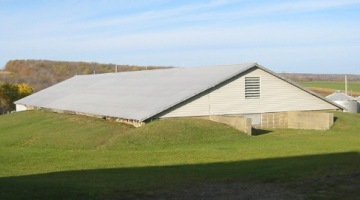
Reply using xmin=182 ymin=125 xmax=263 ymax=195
xmin=326 ymin=91 xmax=358 ymax=113
xmin=357 ymin=96 xmax=360 ymax=113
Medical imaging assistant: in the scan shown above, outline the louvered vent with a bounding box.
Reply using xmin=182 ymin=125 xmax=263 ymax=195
xmin=245 ymin=77 xmax=260 ymax=99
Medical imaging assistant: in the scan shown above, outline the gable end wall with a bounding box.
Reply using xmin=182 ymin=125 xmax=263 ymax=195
xmin=159 ymin=68 xmax=338 ymax=118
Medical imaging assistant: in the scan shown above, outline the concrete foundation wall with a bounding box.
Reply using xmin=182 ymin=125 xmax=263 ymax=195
xmin=210 ymin=111 xmax=334 ymax=135
xmin=287 ymin=111 xmax=334 ymax=130
xmin=209 ymin=115 xmax=252 ymax=135
xmin=258 ymin=111 xmax=334 ymax=130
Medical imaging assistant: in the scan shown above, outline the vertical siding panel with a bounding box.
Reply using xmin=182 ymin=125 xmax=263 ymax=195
xmin=161 ymin=69 xmax=337 ymax=118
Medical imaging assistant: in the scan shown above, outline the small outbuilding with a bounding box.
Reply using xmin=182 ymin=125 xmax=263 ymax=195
xmin=15 ymin=63 xmax=342 ymax=132
xmin=326 ymin=91 xmax=358 ymax=113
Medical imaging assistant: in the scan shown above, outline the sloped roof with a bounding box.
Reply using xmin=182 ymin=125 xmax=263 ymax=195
xmin=16 ymin=63 xmax=342 ymax=121
xmin=16 ymin=63 xmax=255 ymax=121
xmin=326 ymin=91 xmax=355 ymax=101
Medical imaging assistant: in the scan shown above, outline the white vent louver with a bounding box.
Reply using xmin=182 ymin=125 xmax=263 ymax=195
xmin=245 ymin=77 xmax=260 ymax=99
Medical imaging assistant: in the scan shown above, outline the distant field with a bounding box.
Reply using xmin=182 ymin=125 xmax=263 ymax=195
xmin=300 ymin=81 xmax=360 ymax=96
xmin=0 ymin=71 xmax=12 ymax=75
xmin=0 ymin=111 xmax=359 ymax=199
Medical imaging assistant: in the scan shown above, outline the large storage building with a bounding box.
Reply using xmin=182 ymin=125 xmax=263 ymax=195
xmin=15 ymin=63 xmax=342 ymax=127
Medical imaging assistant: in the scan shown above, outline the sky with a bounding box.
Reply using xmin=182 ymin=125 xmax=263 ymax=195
xmin=1 ymin=0 xmax=360 ymax=74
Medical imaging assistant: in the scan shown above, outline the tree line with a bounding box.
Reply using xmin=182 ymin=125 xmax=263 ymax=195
xmin=1 ymin=59 xmax=171 ymax=91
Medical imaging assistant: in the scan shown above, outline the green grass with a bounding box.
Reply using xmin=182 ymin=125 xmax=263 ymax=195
xmin=300 ymin=81 xmax=360 ymax=93
xmin=0 ymin=110 xmax=359 ymax=199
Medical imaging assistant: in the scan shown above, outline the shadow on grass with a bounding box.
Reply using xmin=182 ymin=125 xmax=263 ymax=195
xmin=0 ymin=152 xmax=359 ymax=200
xmin=252 ymin=128 xmax=272 ymax=136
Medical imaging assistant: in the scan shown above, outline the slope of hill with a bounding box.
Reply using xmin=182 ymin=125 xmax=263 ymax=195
xmin=0 ymin=110 xmax=359 ymax=199
xmin=1 ymin=60 xmax=171 ymax=91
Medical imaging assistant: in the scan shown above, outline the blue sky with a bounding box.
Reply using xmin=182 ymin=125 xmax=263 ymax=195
xmin=1 ymin=0 xmax=360 ymax=74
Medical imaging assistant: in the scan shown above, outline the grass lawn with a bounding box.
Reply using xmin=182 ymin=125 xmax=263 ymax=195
xmin=0 ymin=110 xmax=359 ymax=199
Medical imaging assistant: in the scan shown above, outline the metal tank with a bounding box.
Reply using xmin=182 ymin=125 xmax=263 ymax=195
xmin=347 ymin=100 xmax=358 ymax=113
xmin=326 ymin=92 xmax=358 ymax=113
xmin=334 ymin=100 xmax=358 ymax=113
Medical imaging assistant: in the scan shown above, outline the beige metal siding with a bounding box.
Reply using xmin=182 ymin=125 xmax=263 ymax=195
xmin=161 ymin=68 xmax=338 ymax=118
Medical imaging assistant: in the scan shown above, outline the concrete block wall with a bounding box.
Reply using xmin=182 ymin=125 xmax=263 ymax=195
xmin=167 ymin=111 xmax=335 ymax=136
xmin=257 ymin=111 xmax=334 ymax=130
xmin=210 ymin=111 xmax=334 ymax=135
xmin=258 ymin=112 xmax=288 ymax=129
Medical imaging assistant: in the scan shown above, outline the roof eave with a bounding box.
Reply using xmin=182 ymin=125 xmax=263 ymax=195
xmin=253 ymin=63 xmax=345 ymax=111
xmin=142 ymin=63 xmax=259 ymax=121
xmin=145 ymin=62 xmax=344 ymax=121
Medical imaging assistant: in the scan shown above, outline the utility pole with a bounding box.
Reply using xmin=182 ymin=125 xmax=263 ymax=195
xmin=345 ymin=75 xmax=348 ymax=95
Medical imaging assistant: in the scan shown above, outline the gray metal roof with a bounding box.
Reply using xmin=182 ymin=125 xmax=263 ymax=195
xmin=16 ymin=63 xmax=342 ymax=121
xmin=16 ymin=63 xmax=258 ymax=121
xmin=326 ymin=91 xmax=355 ymax=101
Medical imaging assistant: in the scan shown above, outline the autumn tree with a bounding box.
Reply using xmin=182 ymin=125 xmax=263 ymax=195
xmin=17 ymin=83 xmax=34 ymax=99
xmin=0 ymin=83 xmax=33 ymax=114
xmin=2 ymin=60 xmax=172 ymax=91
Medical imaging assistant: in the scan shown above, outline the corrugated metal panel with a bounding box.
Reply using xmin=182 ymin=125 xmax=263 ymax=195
xmin=161 ymin=68 xmax=339 ymax=118
xmin=15 ymin=63 xmax=257 ymax=121
xmin=16 ymin=63 xmax=341 ymax=121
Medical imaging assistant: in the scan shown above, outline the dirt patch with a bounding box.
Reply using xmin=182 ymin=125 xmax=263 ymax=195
xmin=308 ymin=87 xmax=360 ymax=97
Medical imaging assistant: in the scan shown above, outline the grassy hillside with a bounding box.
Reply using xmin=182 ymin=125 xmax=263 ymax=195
xmin=0 ymin=110 xmax=359 ymax=199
